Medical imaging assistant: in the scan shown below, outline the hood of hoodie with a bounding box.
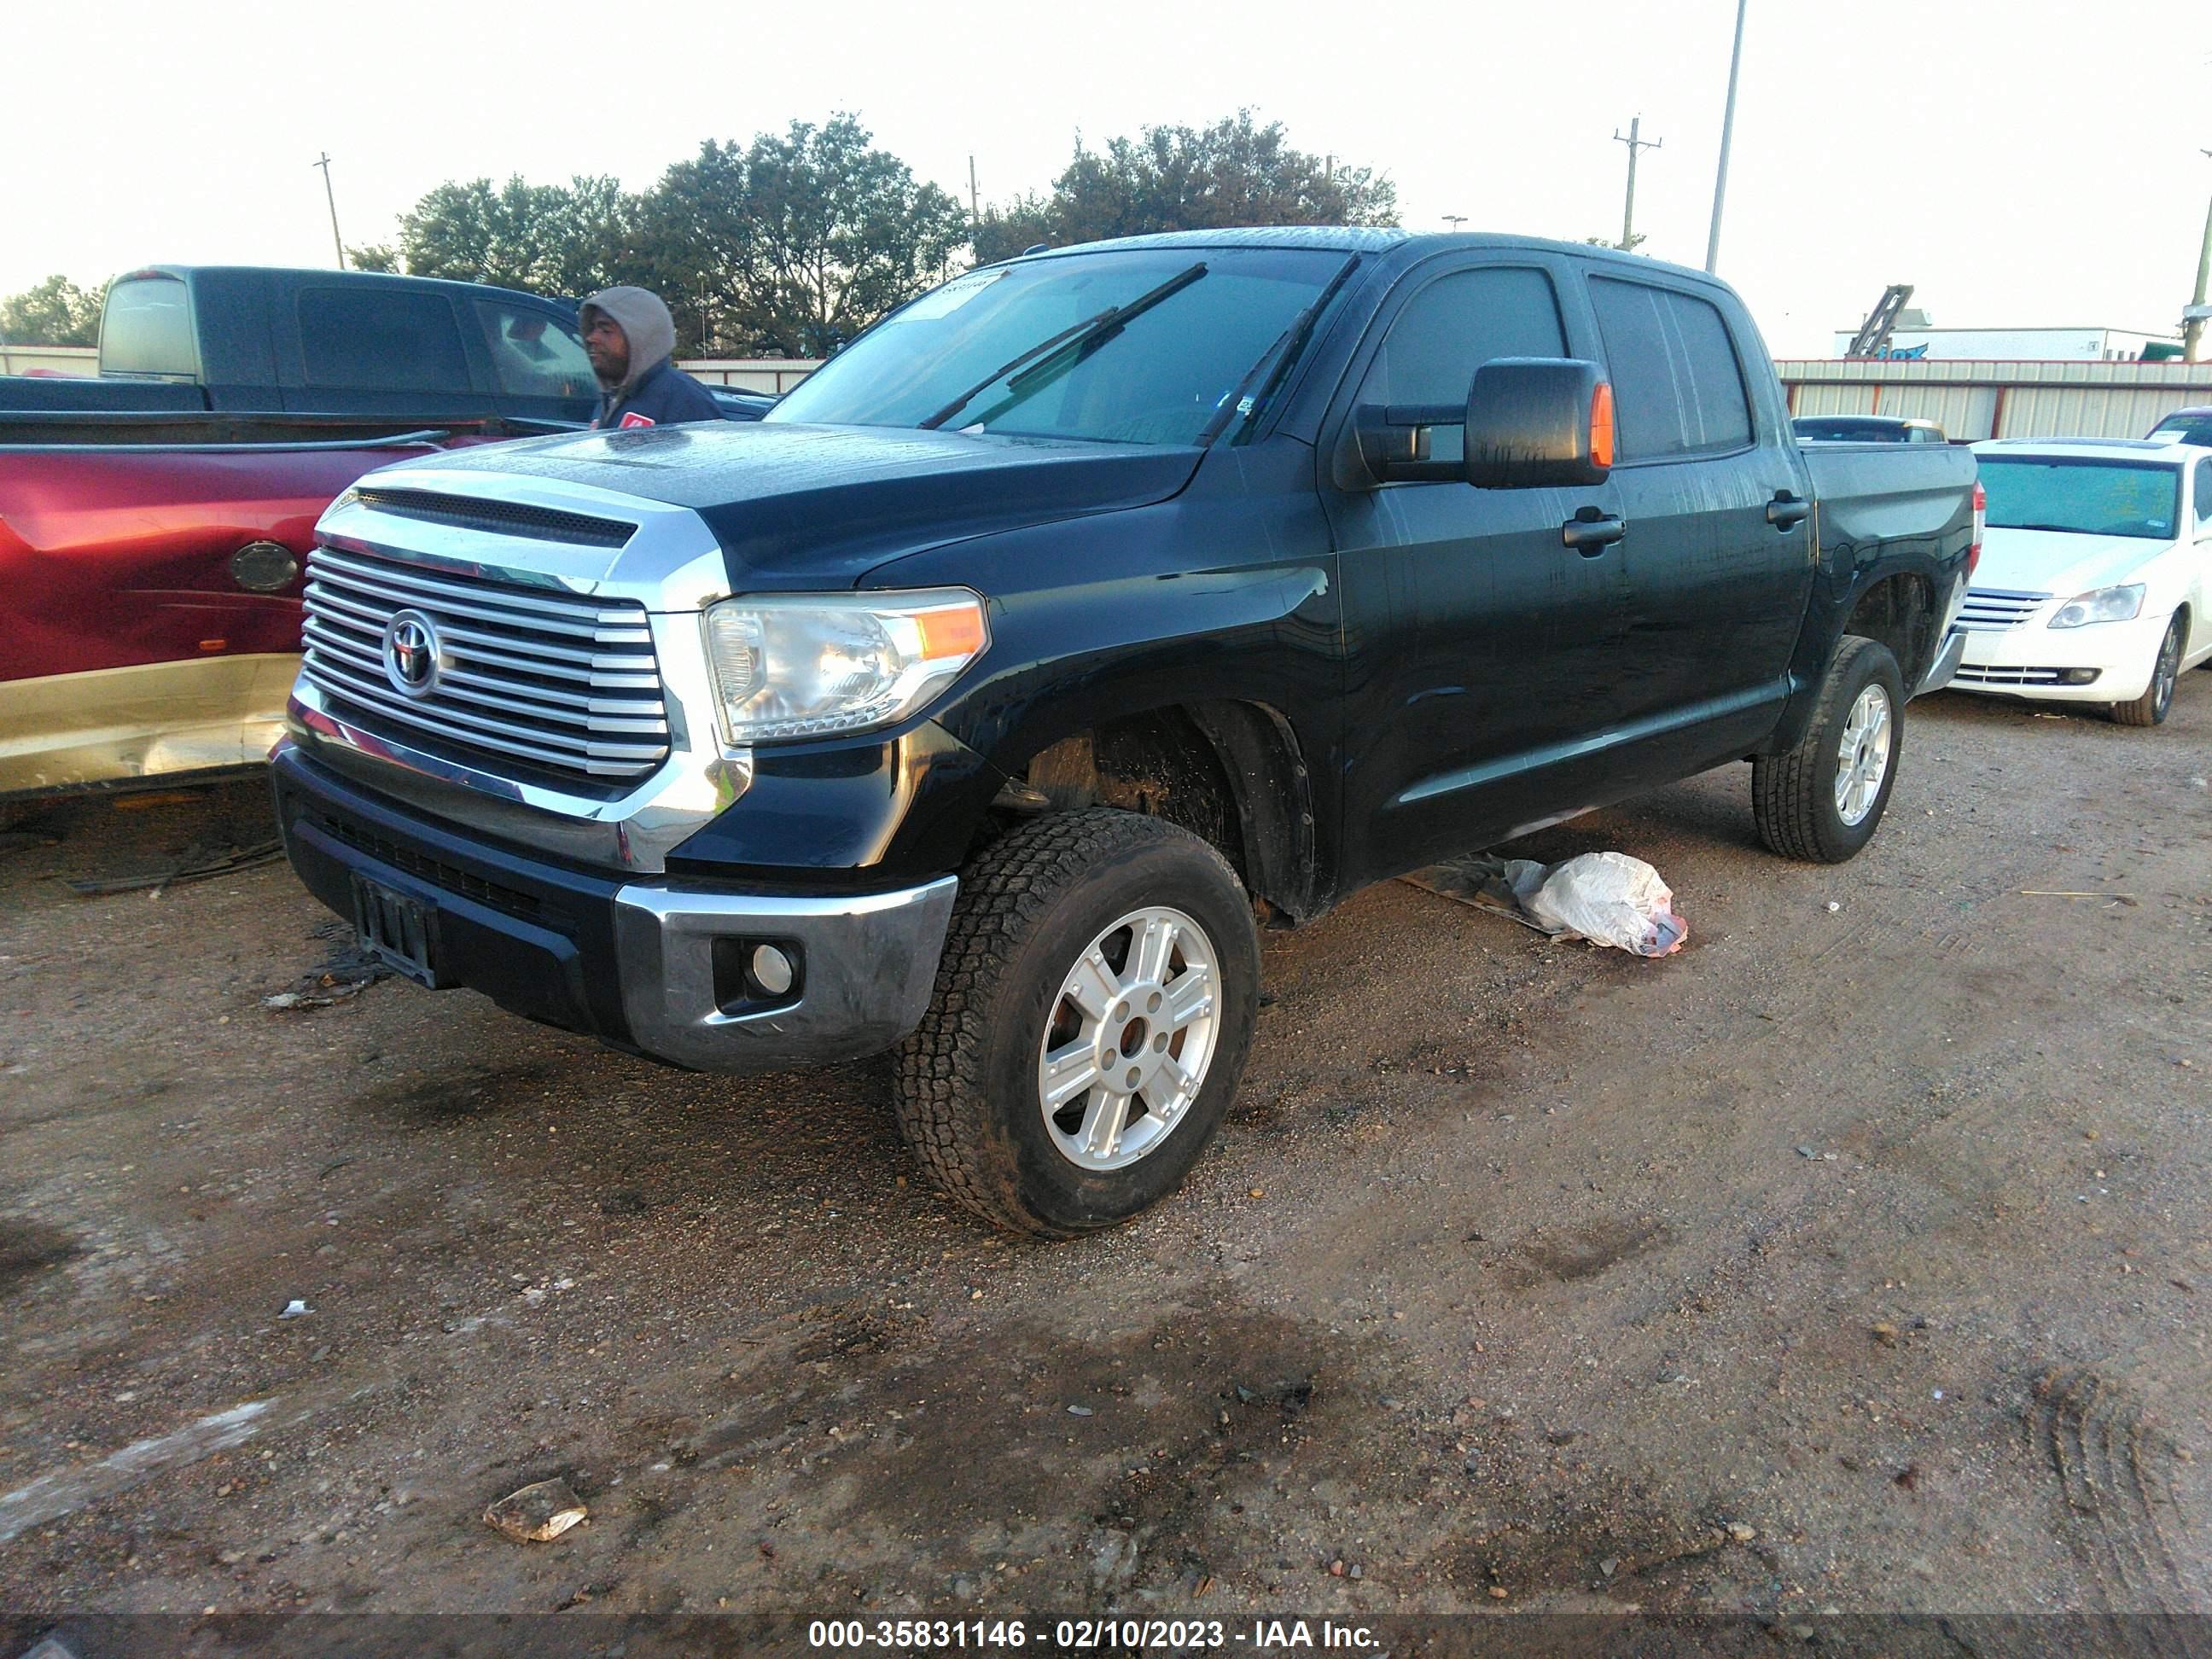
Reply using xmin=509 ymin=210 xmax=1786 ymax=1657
xmin=581 ymin=287 xmax=677 ymax=400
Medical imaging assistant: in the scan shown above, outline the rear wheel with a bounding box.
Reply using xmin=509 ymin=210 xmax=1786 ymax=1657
xmin=893 ymin=808 xmax=1260 ymax=1237
xmin=2110 ymin=614 xmax=2185 ymax=727
xmin=1751 ymin=636 xmax=1906 ymax=864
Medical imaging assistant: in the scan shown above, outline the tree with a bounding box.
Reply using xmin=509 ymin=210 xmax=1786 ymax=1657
xmin=1 ymin=275 xmax=105 ymax=346
xmin=637 ymin=117 xmax=969 ymax=357
xmin=973 ymin=111 xmax=1398 ymax=264
xmin=346 ymin=243 xmax=400 ymax=272
xmin=392 ymin=175 xmax=644 ymax=295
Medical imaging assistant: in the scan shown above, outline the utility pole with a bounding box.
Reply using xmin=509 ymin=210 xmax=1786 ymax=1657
xmin=1705 ymin=0 xmax=1749 ymax=272
xmin=312 ymin=152 xmax=346 ymax=270
xmin=1442 ymin=214 xmax=1469 ymax=233
xmin=1612 ymin=116 xmax=1662 ymax=251
xmin=969 ymin=155 xmax=980 ymax=226
xmin=2185 ymin=148 xmax=2212 ymax=363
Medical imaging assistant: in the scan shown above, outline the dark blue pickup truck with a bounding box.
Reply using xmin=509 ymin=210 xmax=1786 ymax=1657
xmin=0 ymin=265 xmax=601 ymax=427
xmin=270 ymin=229 xmax=1979 ymax=1235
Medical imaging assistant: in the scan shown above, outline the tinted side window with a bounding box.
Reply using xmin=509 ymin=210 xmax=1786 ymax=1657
xmin=473 ymin=300 xmax=596 ymax=399
xmin=2197 ymin=457 xmax=2212 ymax=527
xmin=1588 ymin=277 xmax=1754 ymax=459
xmin=1361 ymin=266 xmax=1567 ymax=406
xmin=298 ymin=288 xmax=471 ymax=393
xmin=102 ymin=276 xmax=196 ymax=378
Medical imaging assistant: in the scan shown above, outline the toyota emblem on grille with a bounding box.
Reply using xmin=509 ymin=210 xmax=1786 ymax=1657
xmin=381 ymin=609 xmax=444 ymax=699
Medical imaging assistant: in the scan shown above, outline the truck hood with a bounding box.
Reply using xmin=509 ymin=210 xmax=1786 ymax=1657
xmin=1974 ymin=527 xmax=2167 ymax=597
xmin=381 ymin=421 xmax=1203 ymax=589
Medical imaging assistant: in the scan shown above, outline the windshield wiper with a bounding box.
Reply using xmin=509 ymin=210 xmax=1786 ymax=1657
xmin=917 ymin=310 xmax=1115 ymax=431
xmin=1194 ymin=253 xmax=1358 ymax=447
xmin=918 ymin=261 xmax=1208 ymax=433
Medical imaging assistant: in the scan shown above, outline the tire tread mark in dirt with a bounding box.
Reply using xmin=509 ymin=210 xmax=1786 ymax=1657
xmin=2029 ymin=1367 xmax=2203 ymax=1621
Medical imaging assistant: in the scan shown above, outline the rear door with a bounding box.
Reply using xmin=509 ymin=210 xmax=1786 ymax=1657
xmin=1578 ymin=270 xmax=1812 ymax=762
xmin=277 ymin=283 xmax=490 ymax=419
xmin=1324 ymin=253 xmax=1628 ymax=881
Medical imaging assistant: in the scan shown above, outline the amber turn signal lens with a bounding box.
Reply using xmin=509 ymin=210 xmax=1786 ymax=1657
xmin=1589 ymin=383 xmax=1616 ymax=470
xmin=915 ymin=602 xmax=988 ymax=658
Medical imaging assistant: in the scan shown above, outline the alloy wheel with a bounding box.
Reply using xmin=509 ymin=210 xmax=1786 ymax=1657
xmin=1036 ymin=905 xmax=1220 ymax=1172
xmin=1834 ymin=683 xmax=1893 ymax=827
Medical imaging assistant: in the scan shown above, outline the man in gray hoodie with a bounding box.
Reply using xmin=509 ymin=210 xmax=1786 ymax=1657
xmin=579 ymin=287 xmax=725 ymax=429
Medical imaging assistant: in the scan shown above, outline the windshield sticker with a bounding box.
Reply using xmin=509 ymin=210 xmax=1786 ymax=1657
xmin=892 ymin=269 xmax=1010 ymax=323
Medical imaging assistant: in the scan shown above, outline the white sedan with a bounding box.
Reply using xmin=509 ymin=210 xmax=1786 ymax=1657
xmin=1953 ymin=438 xmax=2212 ymax=725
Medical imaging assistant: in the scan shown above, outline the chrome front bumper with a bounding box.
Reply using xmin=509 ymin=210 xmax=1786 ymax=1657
xmin=611 ymin=876 xmax=958 ymax=1073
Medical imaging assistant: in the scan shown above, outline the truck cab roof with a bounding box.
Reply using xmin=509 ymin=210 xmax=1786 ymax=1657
xmin=1007 ymin=226 xmax=1735 ymax=290
xmin=113 ymin=264 xmax=578 ymax=313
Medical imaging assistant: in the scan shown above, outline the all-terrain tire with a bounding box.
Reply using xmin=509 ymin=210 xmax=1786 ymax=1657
xmin=1751 ymin=636 xmax=1906 ymax=864
xmin=2109 ymin=613 xmax=2185 ymax=727
xmin=894 ymin=807 xmax=1260 ymax=1237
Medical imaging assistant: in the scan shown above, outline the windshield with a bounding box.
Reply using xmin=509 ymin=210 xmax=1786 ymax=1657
xmin=1979 ymin=457 xmax=2182 ymax=540
xmin=768 ymin=247 xmax=1349 ymax=446
xmin=2148 ymin=412 xmax=2212 ymax=445
xmin=1795 ymin=418 xmax=1906 ymax=441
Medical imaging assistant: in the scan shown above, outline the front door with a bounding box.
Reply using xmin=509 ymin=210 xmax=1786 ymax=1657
xmin=1324 ymin=257 xmax=1629 ymax=884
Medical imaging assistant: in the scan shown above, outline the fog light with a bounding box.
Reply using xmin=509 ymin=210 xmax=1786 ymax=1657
xmin=2062 ymin=668 xmax=2100 ymax=685
xmin=749 ymin=943 xmax=796 ymax=997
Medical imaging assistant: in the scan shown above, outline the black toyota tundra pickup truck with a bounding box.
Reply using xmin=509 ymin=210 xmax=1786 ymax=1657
xmin=271 ymin=229 xmax=1979 ymax=1236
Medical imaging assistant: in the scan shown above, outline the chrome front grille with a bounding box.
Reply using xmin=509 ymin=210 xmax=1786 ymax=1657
xmin=1958 ymin=587 xmax=2050 ymax=632
xmin=300 ymin=545 xmax=672 ymax=782
xmin=1954 ymin=665 xmax=2066 ymax=685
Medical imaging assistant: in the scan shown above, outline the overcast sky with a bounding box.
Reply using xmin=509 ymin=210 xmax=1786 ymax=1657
xmin=4 ymin=0 xmax=2206 ymax=358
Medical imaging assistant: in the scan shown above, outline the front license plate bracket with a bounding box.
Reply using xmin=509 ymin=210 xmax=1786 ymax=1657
xmin=351 ymin=874 xmax=445 ymax=988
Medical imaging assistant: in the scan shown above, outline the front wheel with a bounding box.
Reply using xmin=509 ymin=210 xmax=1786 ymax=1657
xmin=1751 ymin=636 xmax=1906 ymax=864
xmin=894 ymin=808 xmax=1260 ymax=1237
xmin=2109 ymin=614 xmax=2185 ymax=727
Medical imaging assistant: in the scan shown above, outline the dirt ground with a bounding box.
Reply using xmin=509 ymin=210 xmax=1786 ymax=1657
xmin=2 ymin=676 xmax=2209 ymax=1625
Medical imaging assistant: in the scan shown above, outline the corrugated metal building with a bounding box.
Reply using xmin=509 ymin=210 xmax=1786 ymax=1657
xmin=1777 ymin=358 xmax=2212 ymax=440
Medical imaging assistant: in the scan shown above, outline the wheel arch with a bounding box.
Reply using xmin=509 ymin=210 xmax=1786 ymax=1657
xmin=1841 ymin=572 xmax=1940 ymax=690
xmin=989 ymin=698 xmax=1321 ymax=925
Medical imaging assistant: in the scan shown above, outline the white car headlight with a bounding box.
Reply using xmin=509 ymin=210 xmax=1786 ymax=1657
xmin=701 ymin=589 xmax=988 ymax=744
xmin=2047 ymin=584 xmax=2145 ymax=629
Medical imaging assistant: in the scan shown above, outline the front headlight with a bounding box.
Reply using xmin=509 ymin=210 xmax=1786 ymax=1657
xmin=701 ymin=589 xmax=988 ymax=744
xmin=2047 ymin=584 xmax=2145 ymax=628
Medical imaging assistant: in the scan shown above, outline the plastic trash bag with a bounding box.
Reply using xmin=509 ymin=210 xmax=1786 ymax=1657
xmin=1404 ymin=850 xmax=1688 ymax=958
xmin=1522 ymin=852 xmax=1688 ymax=958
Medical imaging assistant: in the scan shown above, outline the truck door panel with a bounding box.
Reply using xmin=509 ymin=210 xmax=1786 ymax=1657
xmin=1324 ymin=259 xmax=1627 ymax=883
xmin=277 ymin=283 xmax=492 ymax=420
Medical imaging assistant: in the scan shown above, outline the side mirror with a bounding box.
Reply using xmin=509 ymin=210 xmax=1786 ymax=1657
xmin=1464 ymin=358 xmax=1614 ymax=489
xmin=1340 ymin=357 xmax=1615 ymax=490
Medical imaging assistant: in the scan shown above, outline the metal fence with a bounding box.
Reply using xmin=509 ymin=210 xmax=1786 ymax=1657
xmin=677 ymin=358 xmax=822 ymax=395
xmin=1777 ymin=358 xmax=2212 ymax=441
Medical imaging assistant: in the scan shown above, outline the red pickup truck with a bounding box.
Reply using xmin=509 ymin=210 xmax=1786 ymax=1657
xmin=0 ymin=265 xmax=600 ymax=799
